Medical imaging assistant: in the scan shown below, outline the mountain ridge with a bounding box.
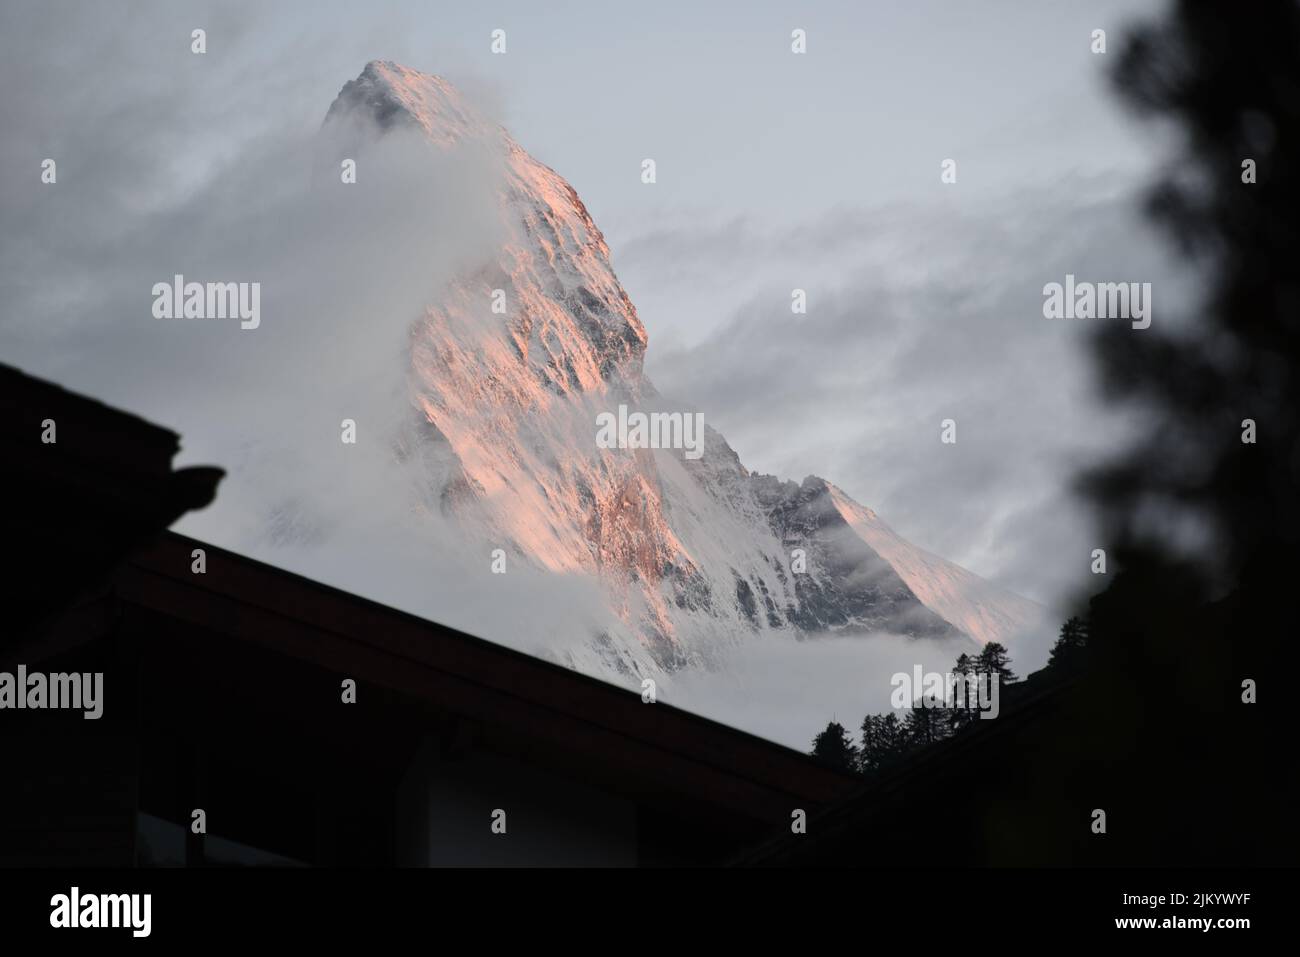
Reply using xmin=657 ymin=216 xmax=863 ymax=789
xmin=319 ymin=60 xmax=1048 ymax=679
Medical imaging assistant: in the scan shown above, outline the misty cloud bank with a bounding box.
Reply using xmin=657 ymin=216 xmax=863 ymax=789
xmin=662 ymin=631 xmax=972 ymax=751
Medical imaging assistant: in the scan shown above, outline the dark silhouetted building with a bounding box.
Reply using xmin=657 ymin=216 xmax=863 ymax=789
xmin=0 ymin=363 xmax=857 ymax=867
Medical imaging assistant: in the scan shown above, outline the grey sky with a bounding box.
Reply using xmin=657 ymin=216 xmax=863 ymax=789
xmin=1 ymin=0 xmax=1182 ymax=672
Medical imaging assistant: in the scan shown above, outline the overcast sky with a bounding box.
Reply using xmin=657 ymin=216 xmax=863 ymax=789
xmin=0 ymin=0 xmax=1187 ymax=670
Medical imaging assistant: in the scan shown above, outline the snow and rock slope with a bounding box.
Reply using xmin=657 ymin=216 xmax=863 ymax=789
xmin=319 ymin=61 xmax=1046 ymax=680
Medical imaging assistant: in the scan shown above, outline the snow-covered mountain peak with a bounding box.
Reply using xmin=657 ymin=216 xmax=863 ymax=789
xmin=326 ymin=60 xmax=488 ymax=146
xmin=315 ymin=62 xmax=1049 ymax=679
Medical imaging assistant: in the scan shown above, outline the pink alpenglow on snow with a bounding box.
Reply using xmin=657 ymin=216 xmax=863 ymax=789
xmin=319 ymin=61 xmax=1049 ymax=679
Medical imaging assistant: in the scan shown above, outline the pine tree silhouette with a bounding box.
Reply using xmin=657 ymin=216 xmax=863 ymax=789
xmin=902 ymin=695 xmax=948 ymax=749
xmin=1047 ymin=616 xmax=1089 ymax=673
xmin=974 ymin=642 xmax=1017 ymax=683
xmin=810 ymin=720 xmax=859 ymax=773
xmin=948 ymin=651 xmax=979 ymax=731
xmin=859 ymin=711 xmax=908 ymax=773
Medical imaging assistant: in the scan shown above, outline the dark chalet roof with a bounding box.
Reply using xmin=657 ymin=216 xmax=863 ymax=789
xmin=1 ymin=362 xmax=223 ymax=639
xmin=117 ymin=531 xmax=859 ymax=822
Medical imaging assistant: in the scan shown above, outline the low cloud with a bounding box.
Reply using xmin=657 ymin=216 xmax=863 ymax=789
xmin=664 ymin=632 xmax=971 ymax=751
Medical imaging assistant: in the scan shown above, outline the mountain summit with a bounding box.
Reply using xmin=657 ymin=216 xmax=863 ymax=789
xmin=321 ymin=61 xmax=1046 ymax=679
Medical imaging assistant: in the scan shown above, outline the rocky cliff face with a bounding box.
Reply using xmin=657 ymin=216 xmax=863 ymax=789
xmin=321 ymin=61 xmax=1045 ymax=680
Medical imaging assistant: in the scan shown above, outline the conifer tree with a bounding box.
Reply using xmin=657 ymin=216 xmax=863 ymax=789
xmin=1047 ymin=616 xmax=1090 ymax=672
xmin=810 ymin=720 xmax=859 ymax=773
xmin=975 ymin=641 xmax=1017 ymax=683
xmin=860 ymin=711 xmax=909 ymax=773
